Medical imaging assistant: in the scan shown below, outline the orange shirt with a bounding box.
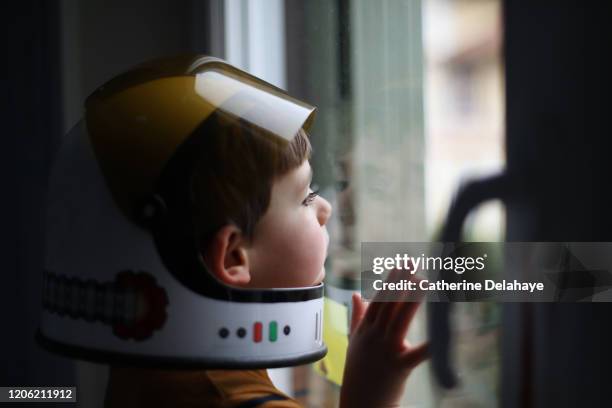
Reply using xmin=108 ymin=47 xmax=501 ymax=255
xmin=105 ymin=367 xmax=302 ymax=408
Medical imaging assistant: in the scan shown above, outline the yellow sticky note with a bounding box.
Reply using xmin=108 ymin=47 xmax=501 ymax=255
xmin=314 ymin=297 xmax=349 ymax=386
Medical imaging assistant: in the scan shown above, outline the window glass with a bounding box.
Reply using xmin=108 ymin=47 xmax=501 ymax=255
xmin=226 ymin=0 xmax=504 ymax=405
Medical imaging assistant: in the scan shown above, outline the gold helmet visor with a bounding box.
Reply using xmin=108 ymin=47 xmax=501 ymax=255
xmin=85 ymin=55 xmax=316 ymax=221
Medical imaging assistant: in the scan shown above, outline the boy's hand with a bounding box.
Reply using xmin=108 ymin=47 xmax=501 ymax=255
xmin=339 ymin=269 xmax=429 ymax=408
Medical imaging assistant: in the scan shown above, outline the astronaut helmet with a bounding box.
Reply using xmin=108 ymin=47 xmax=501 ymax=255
xmin=38 ymin=55 xmax=326 ymax=368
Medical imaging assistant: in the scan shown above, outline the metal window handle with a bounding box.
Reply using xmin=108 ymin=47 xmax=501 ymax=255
xmin=428 ymin=171 xmax=519 ymax=388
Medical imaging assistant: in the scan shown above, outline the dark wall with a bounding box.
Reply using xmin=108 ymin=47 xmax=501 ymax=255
xmin=3 ymin=0 xmax=68 ymax=387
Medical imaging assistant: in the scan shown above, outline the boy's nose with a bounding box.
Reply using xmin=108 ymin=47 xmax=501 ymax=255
xmin=317 ymin=196 xmax=332 ymax=226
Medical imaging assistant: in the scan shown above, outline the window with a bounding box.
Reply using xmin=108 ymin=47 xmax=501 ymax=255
xmin=223 ymin=0 xmax=504 ymax=405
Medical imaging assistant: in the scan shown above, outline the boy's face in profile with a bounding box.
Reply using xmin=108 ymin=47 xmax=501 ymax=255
xmin=245 ymin=160 xmax=332 ymax=288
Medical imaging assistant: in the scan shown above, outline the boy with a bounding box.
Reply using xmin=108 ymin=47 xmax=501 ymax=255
xmin=40 ymin=54 xmax=428 ymax=407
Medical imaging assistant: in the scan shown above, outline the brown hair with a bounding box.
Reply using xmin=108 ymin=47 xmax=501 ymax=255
xmin=189 ymin=114 xmax=312 ymax=248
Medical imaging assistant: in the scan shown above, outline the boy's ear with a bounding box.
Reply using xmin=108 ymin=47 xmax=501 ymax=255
xmin=203 ymin=225 xmax=251 ymax=286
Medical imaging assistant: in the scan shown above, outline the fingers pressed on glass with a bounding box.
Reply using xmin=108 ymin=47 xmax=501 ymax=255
xmin=386 ymin=275 xmax=424 ymax=342
xmin=350 ymin=293 xmax=367 ymax=336
xmin=386 ymin=301 xmax=421 ymax=345
xmin=365 ymin=268 xmax=400 ymax=323
xmin=372 ymin=268 xmax=406 ymax=327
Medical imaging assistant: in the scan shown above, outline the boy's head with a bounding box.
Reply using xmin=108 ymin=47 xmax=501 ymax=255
xmin=188 ymin=114 xmax=332 ymax=289
xmin=80 ymin=54 xmax=331 ymax=292
xmin=40 ymin=55 xmax=330 ymax=367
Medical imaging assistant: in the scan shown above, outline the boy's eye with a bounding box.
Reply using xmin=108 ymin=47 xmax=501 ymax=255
xmin=302 ymin=189 xmax=319 ymax=206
